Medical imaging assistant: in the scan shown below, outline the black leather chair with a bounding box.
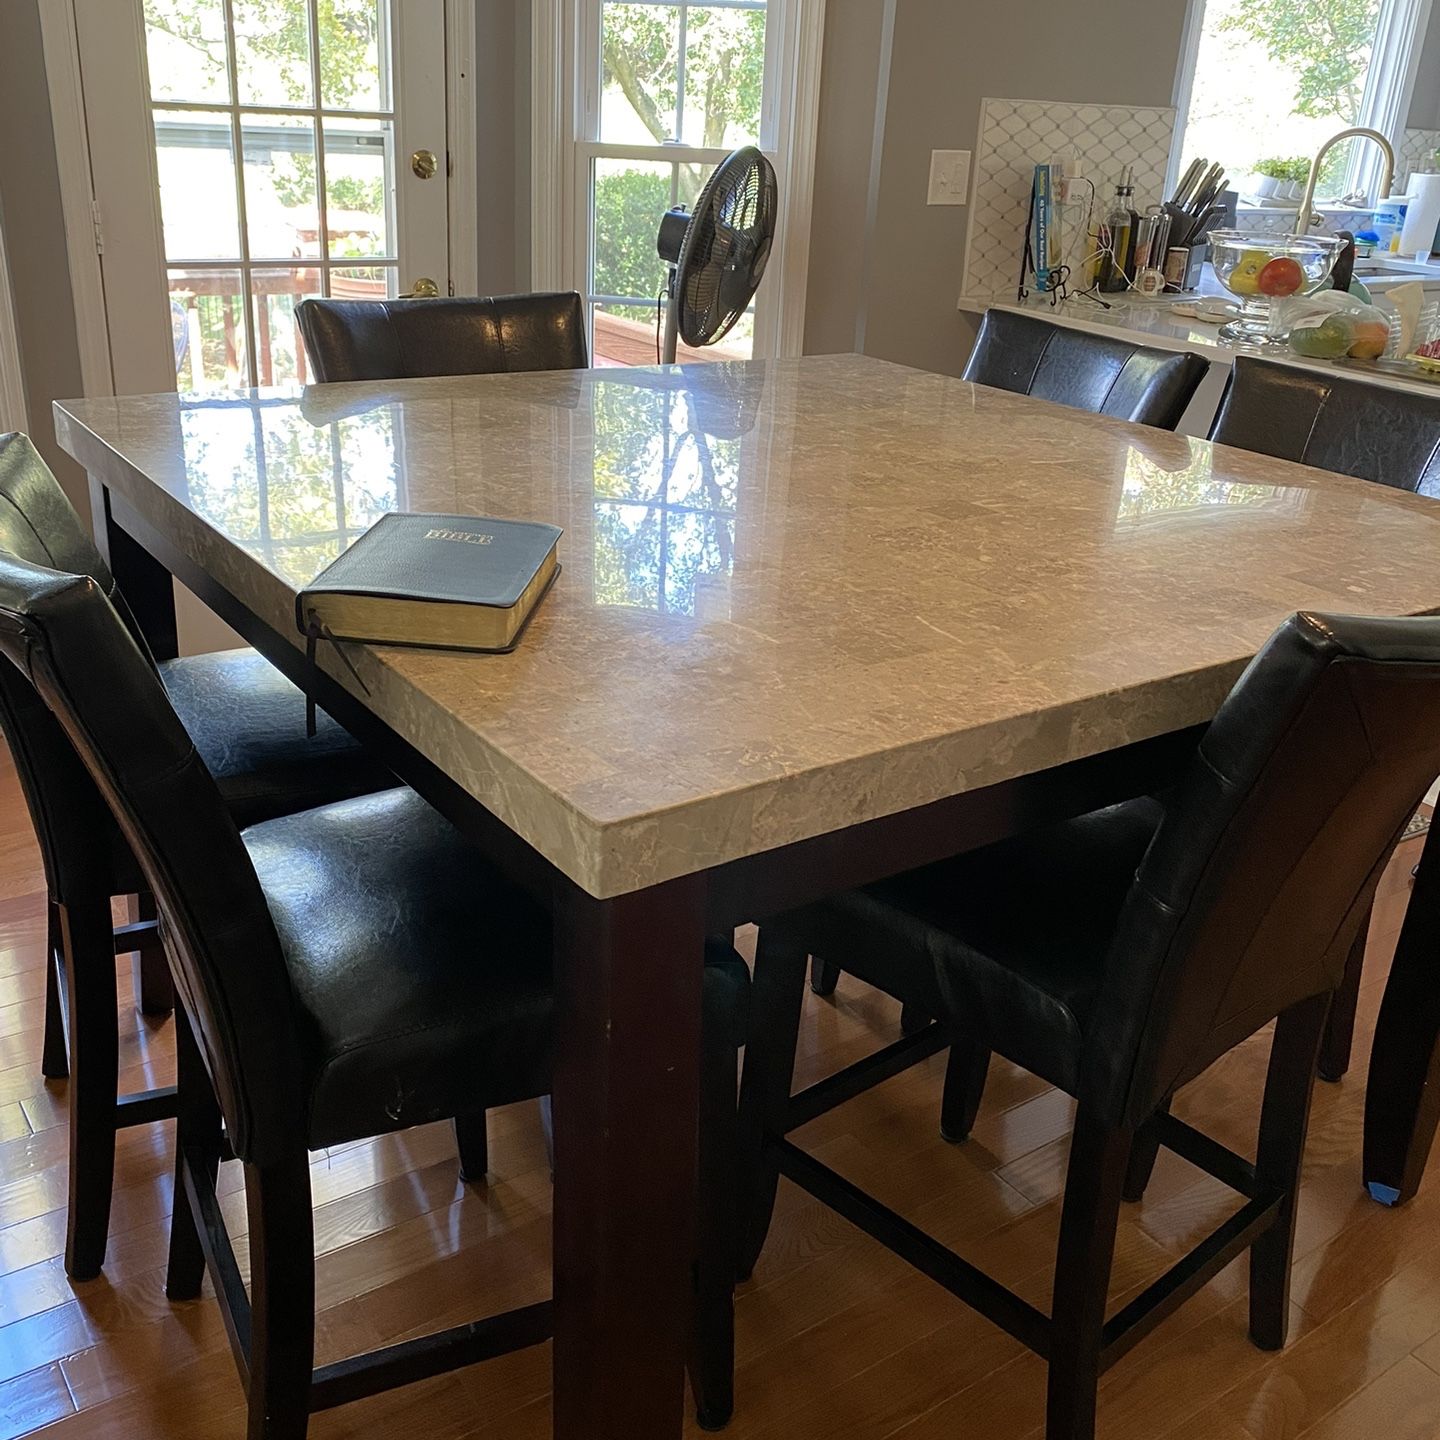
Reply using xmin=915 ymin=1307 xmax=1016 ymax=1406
xmin=737 ymin=609 xmax=1440 ymax=1440
xmin=0 ymin=432 xmax=395 ymax=1280
xmin=1211 ymin=356 xmax=1440 ymax=1082
xmin=962 ymin=308 xmax=1209 ymax=429
xmin=0 ymin=552 xmax=748 ymax=1437
xmin=295 ymin=292 xmax=589 ymax=383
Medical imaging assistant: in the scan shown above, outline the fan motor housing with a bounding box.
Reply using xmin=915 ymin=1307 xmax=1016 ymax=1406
xmin=656 ymin=207 xmax=691 ymax=265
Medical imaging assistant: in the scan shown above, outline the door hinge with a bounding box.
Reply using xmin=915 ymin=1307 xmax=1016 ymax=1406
xmin=90 ymin=200 xmax=104 ymax=255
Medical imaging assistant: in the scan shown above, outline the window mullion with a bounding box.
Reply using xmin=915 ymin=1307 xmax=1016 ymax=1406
xmin=308 ymin=0 xmax=331 ymax=296
xmin=674 ymin=3 xmax=688 ymax=143
xmin=219 ymin=0 xmax=258 ymax=387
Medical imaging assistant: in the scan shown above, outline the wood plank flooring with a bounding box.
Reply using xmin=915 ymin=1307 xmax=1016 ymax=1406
xmin=0 ymin=745 xmax=1436 ymax=1440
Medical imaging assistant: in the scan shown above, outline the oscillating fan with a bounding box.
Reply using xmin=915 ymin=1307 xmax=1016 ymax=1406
xmin=655 ymin=145 xmax=779 ymax=364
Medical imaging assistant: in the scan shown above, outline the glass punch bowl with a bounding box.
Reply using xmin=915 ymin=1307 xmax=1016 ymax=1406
xmin=1208 ymin=229 xmax=1346 ymax=345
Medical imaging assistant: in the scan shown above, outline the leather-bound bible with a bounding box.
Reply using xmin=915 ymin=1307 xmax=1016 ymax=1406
xmin=296 ymin=512 xmax=561 ymax=654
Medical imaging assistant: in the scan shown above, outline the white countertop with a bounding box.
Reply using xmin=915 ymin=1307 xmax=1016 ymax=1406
xmin=958 ymin=261 xmax=1440 ymax=399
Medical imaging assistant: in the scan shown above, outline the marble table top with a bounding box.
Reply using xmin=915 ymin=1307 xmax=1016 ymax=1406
xmin=55 ymin=354 xmax=1440 ymax=897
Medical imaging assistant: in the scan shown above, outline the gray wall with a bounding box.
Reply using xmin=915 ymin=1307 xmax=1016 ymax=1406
xmin=846 ymin=0 xmax=1191 ymax=377
xmin=0 ymin=0 xmax=90 ymax=519
xmin=1410 ymin=8 xmax=1440 ymax=130
xmin=475 ymin=0 xmax=532 ymax=294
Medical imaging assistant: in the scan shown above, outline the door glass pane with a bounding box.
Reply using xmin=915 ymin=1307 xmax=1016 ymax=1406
xmin=321 ymin=0 xmax=392 ymax=111
xmin=232 ymin=0 xmax=314 ymax=107
xmin=680 ymin=6 xmax=766 ymax=147
xmin=251 ymin=267 xmax=318 ymax=386
xmin=169 ymin=269 xmax=249 ymax=390
xmin=154 ymin=112 xmax=241 ymax=260
xmin=593 ymin=159 xmax=672 ymax=301
xmin=324 ymin=118 xmax=393 ymax=258
xmin=242 ymin=114 xmax=321 ymax=259
xmin=600 ymin=3 xmax=680 ymax=143
xmin=330 ymin=265 xmax=399 ymax=299
xmin=144 ymin=0 xmax=231 ymax=104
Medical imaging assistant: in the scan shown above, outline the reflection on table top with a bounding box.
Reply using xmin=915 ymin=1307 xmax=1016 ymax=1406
xmin=55 ymin=354 xmax=1440 ymax=897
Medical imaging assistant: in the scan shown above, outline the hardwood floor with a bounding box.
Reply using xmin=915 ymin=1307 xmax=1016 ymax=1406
xmin=0 ymin=745 xmax=1436 ymax=1440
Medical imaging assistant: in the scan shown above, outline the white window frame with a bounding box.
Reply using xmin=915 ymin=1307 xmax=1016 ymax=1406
xmin=1168 ymin=0 xmax=1435 ymax=203
xmin=531 ymin=0 xmax=825 ymax=361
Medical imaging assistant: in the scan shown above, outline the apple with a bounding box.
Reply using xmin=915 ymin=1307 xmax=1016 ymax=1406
xmin=1257 ymin=256 xmax=1305 ymax=297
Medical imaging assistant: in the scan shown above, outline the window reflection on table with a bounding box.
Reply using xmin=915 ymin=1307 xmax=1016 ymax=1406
xmin=1115 ymin=443 xmax=1306 ymax=531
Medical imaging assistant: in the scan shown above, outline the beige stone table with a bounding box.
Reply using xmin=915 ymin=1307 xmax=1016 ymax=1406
xmin=54 ymin=354 xmax=1440 ymax=1439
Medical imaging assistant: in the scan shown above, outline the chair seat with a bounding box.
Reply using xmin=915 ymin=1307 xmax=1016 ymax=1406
xmin=245 ymin=788 xmax=749 ymax=1149
xmin=161 ymin=649 xmax=394 ymax=828
xmin=777 ymin=798 xmax=1164 ymax=1093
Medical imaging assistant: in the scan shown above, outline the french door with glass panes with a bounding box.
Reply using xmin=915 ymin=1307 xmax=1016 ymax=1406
xmin=575 ymin=0 xmax=791 ymax=367
xmin=74 ymin=0 xmax=450 ymax=398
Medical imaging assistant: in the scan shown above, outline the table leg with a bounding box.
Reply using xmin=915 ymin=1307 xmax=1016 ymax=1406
xmin=1364 ymin=818 xmax=1440 ymax=1205
xmin=550 ymin=874 xmax=706 ymax=1440
xmin=87 ymin=477 xmax=178 ymax=661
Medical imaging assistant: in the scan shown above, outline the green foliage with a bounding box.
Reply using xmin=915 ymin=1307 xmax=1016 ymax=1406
xmin=1219 ymin=0 xmax=1382 ymax=120
xmin=1254 ymin=157 xmax=1292 ymax=179
xmin=594 ymin=168 xmax=670 ymax=300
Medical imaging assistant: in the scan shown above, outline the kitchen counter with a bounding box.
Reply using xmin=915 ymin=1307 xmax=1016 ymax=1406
xmin=958 ymin=262 xmax=1440 ymax=412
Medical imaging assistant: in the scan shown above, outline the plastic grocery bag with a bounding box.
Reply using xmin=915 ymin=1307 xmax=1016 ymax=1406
xmin=1285 ymin=291 xmax=1393 ymax=360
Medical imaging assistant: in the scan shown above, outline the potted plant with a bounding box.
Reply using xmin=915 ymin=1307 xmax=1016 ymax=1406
xmin=1281 ymin=157 xmax=1312 ymax=200
xmin=1251 ymin=158 xmax=1288 ymax=199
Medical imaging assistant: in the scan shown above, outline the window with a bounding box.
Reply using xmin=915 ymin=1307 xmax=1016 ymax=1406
xmin=580 ymin=0 xmax=776 ymax=366
xmin=1172 ymin=0 xmax=1432 ymax=207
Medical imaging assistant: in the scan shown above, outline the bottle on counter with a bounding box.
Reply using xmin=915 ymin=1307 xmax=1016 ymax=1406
xmin=1098 ymin=166 xmax=1139 ymax=292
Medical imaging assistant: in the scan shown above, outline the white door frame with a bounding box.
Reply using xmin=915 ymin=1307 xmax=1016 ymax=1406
xmin=40 ymin=0 xmax=480 ymax=400
xmin=0 ymin=214 xmax=28 ymax=434
xmin=531 ymin=0 xmax=826 ymax=360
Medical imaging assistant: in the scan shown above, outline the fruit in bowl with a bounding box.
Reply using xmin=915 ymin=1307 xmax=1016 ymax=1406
xmin=1208 ymin=229 xmax=1346 ymax=345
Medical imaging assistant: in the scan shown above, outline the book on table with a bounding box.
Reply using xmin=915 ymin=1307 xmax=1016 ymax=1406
xmin=296 ymin=511 xmax=562 ymax=653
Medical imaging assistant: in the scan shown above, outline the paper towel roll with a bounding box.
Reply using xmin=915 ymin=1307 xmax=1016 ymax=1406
xmin=1400 ymin=172 xmax=1440 ymax=257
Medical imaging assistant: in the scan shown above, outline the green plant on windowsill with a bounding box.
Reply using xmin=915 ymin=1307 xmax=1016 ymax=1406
xmin=1255 ymin=158 xmax=1292 ymax=180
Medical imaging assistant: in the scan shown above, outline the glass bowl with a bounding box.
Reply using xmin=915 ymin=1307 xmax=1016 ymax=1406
xmin=1208 ymin=229 xmax=1346 ymax=345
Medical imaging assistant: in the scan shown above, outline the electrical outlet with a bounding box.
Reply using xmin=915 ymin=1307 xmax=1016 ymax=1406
xmin=927 ymin=149 xmax=971 ymax=206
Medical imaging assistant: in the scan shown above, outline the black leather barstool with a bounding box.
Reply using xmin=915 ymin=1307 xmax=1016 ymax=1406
xmin=962 ymin=308 xmax=1209 ymax=428
xmin=0 ymin=553 xmax=748 ymax=1437
xmin=0 ymin=432 xmax=396 ymax=1279
xmin=295 ymin=292 xmax=589 ymax=383
xmin=1211 ymin=356 xmax=1440 ymax=1082
xmin=736 ymin=609 xmax=1440 ymax=1440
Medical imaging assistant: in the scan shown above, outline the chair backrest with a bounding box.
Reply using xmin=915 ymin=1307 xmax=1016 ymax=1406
xmin=0 ymin=554 xmax=303 ymax=1164
xmin=962 ymin=309 xmax=1209 ymax=430
xmin=295 ymin=291 xmax=589 ymax=383
xmin=0 ymin=435 xmax=152 ymax=905
xmin=1210 ymin=356 xmax=1440 ymax=496
xmin=1086 ymin=610 xmax=1440 ymax=1127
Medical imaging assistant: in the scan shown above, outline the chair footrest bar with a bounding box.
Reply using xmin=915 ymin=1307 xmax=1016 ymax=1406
xmin=785 ymin=1022 xmax=950 ymax=1134
xmin=1155 ymin=1114 xmax=1260 ymax=1198
xmin=180 ymin=1142 xmax=252 ymax=1385
xmin=115 ymin=1085 xmax=177 ymax=1129
xmin=310 ymin=1300 xmax=554 ymax=1411
xmin=111 ymin=918 xmax=162 ymax=956
xmin=771 ymin=1137 xmax=1051 ymax=1356
xmin=1099 ymin=1191 xmax=1281 ymax=1370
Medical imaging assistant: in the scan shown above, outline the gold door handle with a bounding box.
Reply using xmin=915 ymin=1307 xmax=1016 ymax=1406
xmin=411 ymin=149 xmax=440 ymax=180
xmin=402 ymin=277 xmax=440 ymax=299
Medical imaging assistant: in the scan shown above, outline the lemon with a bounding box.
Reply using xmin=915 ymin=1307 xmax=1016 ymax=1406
xmin=1226 ymin=249 xmax=1271 ymax=297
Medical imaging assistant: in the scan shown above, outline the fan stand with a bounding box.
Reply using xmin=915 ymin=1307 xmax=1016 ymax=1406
xmin=662 ymin=265 xmax=681 ymax=365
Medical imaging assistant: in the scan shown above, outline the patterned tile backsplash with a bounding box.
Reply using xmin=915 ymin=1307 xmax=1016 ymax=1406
xmin=961 ymin=97 xmax=1175 ymax=299
xmin=1399 ymin=128 xmax=1440 ymax=185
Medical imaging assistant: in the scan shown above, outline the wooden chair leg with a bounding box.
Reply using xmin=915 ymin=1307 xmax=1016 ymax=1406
xmin=736 ymin=927 xmax=810 ymax=1280
xmin=939 ymin=1031 xmax=990 ymax=1143
xmin=57 ymin=896 xmax=119 ymax=1280
xmin=1318 ymin=919 xmax=1367 ymax=1083
xmin=1046 ymin=1108 xmax=1133 ymax=1440
xmin=41 ymin=904 xmax=69 ymax=1081
xmin=1123 ymin=1097 xmax=1172 ymax=1203
xmin=809 ymin=956 xmax=839 ymax=998
xmin=1249 ymin=992 xmax=1329 ymax=1351
xmin=453 ymin=1112 xmax=488 ymax=1184
xmin=167 ymin=1002 xmax=224 ymax=1302
xmin=245 ymin=1152 xmax=316 ymax=1440
xmin=691 ymin=1029 xmax=739 ymax=1432
xmin=131 ymin=893 xmax=174 ymax=1017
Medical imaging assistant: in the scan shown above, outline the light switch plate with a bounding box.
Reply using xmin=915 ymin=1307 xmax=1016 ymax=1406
xmin=927 ymin=149 xmax=971 ymax=206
